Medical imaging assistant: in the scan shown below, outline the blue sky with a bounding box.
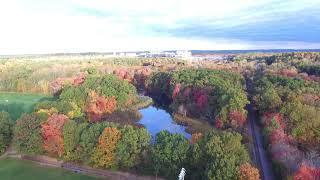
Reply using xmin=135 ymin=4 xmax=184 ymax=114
xmin=0 ymin=0 xmax=319 ymax=54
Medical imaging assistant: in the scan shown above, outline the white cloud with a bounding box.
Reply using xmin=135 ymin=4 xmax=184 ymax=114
xmin=0 ymin=0 xmax=319 ymax=54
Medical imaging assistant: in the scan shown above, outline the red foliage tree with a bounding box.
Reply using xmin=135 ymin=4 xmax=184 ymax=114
xmin=269 ymin=128 xmax=289 ymax=145
xmin=113 ymin=69 xmax=133 ymax=82
xmin=41 ymin=114 xmax=69 ymax=157
xmin=280 ymin=69 xmax=298 ymax=77
xmin=49 ymin=78 xmax=66 ymax=94
xmin=86 ymin=91 xmax=117 ymax=122
xmin=72 ymin=73 xmax=86 ymax=86
xmin=294 ymin=164 xmax=320 ymax=180
xmin=263 ymin=112 xmax=285 ymax=129
xmin=229 ymin=110 xmax=247 ymax=127
xmin=215 ymin=118 xmax=223 ymax=129
xmin=172 ymin=83 xmax=181 ymax=99
xmin=49 ymin=74 xmax=86 ymax=94
xmin=193 ymin=89 xmax=208 ymax=109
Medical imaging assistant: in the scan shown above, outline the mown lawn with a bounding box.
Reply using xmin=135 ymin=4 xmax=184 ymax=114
xmin=0 ymin=158 xmax=99 ymax=180
xmin=0 ymin=93 xmax=51 ymax=120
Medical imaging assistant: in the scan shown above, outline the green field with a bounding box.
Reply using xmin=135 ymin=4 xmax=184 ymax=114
xmin=0 ymin=158 xmax=99 ymax=180
xmin=0 ymin=93 xmax=51 ymax=120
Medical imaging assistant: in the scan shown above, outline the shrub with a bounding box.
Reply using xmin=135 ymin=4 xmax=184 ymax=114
xmin=0 ymin=112 xmax=13 ymax=154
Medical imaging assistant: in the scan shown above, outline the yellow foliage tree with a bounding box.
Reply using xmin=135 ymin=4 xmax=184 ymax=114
xmin=37 ymin=107 xmax=58 ymax=116
xmin=91 ymin=127 xmax=121 ymax=168
xmin=239 ymin=163 xmax=260 ymax=180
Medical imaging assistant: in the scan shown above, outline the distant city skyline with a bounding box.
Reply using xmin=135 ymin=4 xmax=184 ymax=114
xmin=0 ymin=0 xmax=320 ymax=54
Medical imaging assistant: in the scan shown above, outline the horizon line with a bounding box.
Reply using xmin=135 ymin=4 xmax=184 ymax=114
xmin=1 ymin=48 xmax=320 ymax=57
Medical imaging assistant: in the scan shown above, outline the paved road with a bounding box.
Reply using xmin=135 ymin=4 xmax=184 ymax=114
xmin=247 ymin=104 xmax=275 ymax=180
xmin=246 ymin=78 xmax=275 ymax=180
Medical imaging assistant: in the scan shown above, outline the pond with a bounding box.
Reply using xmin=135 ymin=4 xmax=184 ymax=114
xmin=137 ymin=106 xmax=191 ymax=139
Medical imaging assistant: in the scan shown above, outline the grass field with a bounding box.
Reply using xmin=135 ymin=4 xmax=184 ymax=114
xmin=0 ymin=158 xmax=99 ymax=180
xmin=0 ymin=92 xmax=51 ymax=120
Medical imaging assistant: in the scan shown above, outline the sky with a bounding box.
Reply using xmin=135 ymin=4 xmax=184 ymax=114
xmin=0 ymin=0 xmax=320 ymax=54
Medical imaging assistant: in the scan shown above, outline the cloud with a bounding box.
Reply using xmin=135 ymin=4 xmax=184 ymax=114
xmin=0 ymin=0 xmax=319 ymax=54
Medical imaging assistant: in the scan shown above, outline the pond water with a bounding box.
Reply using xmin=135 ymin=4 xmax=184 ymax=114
xmin=137 ymin=106 xmax=191 ymax=139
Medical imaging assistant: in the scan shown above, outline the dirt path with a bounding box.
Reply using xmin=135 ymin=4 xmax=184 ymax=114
xmin=246 ymin=78 xmax=275 ymax=180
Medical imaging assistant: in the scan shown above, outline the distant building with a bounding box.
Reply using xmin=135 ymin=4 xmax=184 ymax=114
xmin=108 ymin=50 xmax=192 ymax=59
xmin=112 ymin=52 xmax=138 ymax=57
xmin=176 ymin=50 xmax=192 ymax=58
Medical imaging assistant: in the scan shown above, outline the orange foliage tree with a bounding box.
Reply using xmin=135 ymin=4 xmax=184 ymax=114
xmin=86 ymin=91 xmax=117 ymax=122
xmin=239 ymin=163 xmax=261 ymax=180
xmin=41 ymin=114 xmax=69 ymax=157
xmin=91 ymin=127 xmax=121 ymax=168
xmin=190 ymin=132 xmax=203 ymax=144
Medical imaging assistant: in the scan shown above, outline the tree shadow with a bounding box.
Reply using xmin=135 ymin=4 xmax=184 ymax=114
xmin=0 ymin=103 xmax=29 ymax=120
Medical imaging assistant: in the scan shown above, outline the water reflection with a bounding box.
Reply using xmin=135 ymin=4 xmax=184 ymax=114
xmin=138 ymin=106 xmax=191 ymax=139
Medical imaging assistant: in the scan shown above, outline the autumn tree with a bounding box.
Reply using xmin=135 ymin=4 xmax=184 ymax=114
xmin=190 ymin=132 xmax=203 ymax=144
xmin=82 ymin=74 xmax=137 ymax=107
xmin=78 ymin=122 xmax=114 ymax=163
xmin=147 ymin=69 xmax=249 ymax=128
xmin=86 ymin=91 xmax=117 ymax=122
xmin=294 ymin=164 xmax=320 ymax=180
xmin=13 ymin=113 xmax=45 ymax=154
xmin=0 ymin=112 xmax=13 ymax=154
xmin=41 ymin=114 xmax=69 ymax=157
xmin=239 ymin=163 xmax=260 ymax=180
xmin=91 ymin=127 xmax=121 ymax=168
xmin=229 ymin=110 xmax=247 ymax=127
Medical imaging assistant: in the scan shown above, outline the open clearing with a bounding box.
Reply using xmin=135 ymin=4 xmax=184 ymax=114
xmin=0 ymin=158 xmax=99 ymax=180
xmin=0 ymin=93 xmax=50 ymax=120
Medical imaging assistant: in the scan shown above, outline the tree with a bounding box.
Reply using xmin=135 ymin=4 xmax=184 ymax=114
xmin=78 ymin=122 xmax=112 ymax=163
xmin=64 ymin=122 xmax=90 ymax=162
xmin=188 ymin=131 xmax=250 ymax=179
xmin=280 ymin=102 xmax=320 ymax=146
xmin=239 ymin=163 xmax=260 ymax=180
xmin=116 ymin=126 xmax=151 ymax=169
xmin=86 ymin=91 xmax=117 ymax=122
xmin=83 ymin=74 xmax=137 ymax=107
xmin=190 ymin=132 xmax=203 ymax=144
xmin=253 ymin=78 xmax=282 ymax=113
xmin=147 ymin=69 xmax=249 ymax=128
xmin=0 ymin=112 xmax=13 ymax=154
xmin=63 ymin=120 xmax=79 ymax=161
xmin=294 ymin=164 xmax=320 ymax=180
xmin=13 ymin=113 xmax=45 ymax=154
xmin=150 ymin=130 xmax=190 ymax=178
xmin=41 ymin=114 xmax=69 ymax=157
xmin=91 ymin=127 xmax=121 ymax=168
xmin=228 ymin=110 xmax=247 ymax=128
